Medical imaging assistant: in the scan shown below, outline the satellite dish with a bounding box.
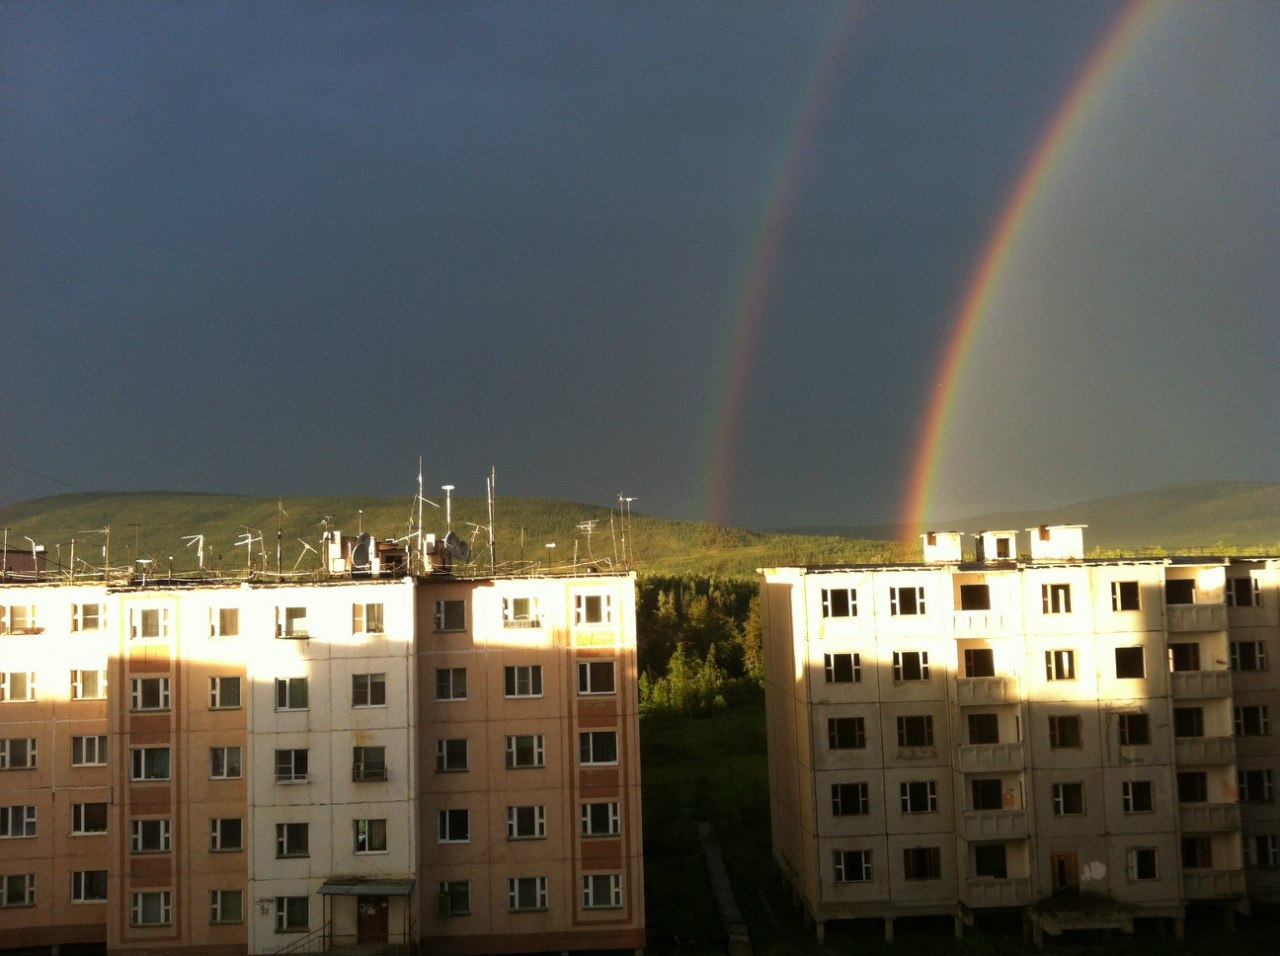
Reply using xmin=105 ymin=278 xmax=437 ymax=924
xmin=352 ymin=531 xmax=373 ymax=569
xmin=443 ymin=531 xmax=470 ymax=563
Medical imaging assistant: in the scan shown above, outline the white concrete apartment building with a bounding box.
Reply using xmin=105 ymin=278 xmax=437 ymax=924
xmin=0 ymin=566 xmax=643 ymax=956
xmin=761 ymin=526 xmax=1279 ymax=943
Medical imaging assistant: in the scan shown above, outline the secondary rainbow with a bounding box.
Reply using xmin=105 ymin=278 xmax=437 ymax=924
xmin=899 ymin=0 xmax=1161 ymax=540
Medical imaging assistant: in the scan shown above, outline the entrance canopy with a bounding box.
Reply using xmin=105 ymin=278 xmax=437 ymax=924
xmin=318 ymin=879 xmax=414 ymax=897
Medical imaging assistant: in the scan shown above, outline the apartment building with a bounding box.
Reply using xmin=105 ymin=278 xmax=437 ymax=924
xmin=761 ymin=526 xmax=1279 ymax=943
xmin=0 ymin=567 xmax=642 ymax=956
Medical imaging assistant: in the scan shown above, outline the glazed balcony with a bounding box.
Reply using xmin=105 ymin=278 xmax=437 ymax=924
xmin=1174 ymin=736 xmax=1236 ymax=766
xmin=1166 ymin=604 xmax=1227 ymax=633
xmin=1171 ymin=670 xmax=1233 ymax=699
xmin=1183 ymin=868 xmax=1246 ymax=899
xmin=956 ymin=743 xmax=1024 ymax=774
xmin=1179 ymin=802 xmax=1240 ymax=832
xmin=956 ymin=677 xmax=1019 ymax=707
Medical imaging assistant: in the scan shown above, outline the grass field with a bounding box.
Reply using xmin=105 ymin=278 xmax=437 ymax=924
xmin=640 ymin=703 xmax=1280 ymax=956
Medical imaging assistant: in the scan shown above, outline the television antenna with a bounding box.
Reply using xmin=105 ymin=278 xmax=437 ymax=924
xmin=24 ymin=536 xmax=39 ymax=581
xmin=618 ymin=494 xmax=637 ymax=569
xmin=135 ymin=558 xmax=152 ymax=586
xmin=182 ymin=534 xmax=206 ymax=571
xmin=275 ymin=501 xmax=288 ymax=575
xmin=576 ymin=519 xmax=598 ymax=560
xmin=292 ymin=538 xmax=317 ymax=573
xmin=236 ymin=529 xmax=262 ymax=572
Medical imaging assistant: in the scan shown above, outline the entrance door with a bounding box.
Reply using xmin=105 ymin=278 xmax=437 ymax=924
xmin=357 ymin=895 xmax=389 ymax=944
xmin=1050 ymin=853 xmax=1079 ymax=896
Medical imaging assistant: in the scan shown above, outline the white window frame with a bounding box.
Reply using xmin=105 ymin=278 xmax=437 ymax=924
xmin=1125 ymin=847 xmax=1159 ymax=881
xmin=130 ymin=676 xmax=171 ymax=711
xmin=210 ymin=607 xmax=240 ymax=638
xmin=579 ymin=730 xmax=619 ymax=766
xmin=504 ymin=664 xmax=543 ymax=697
xmin=209 ymin=817 xmax=243 ymax=852
xmin=896 ymin=715 xmax=934 ymax=747
xmin=506 ymin=805 xmax=547 ymax=840
xmin=210 ymin=746 xmax=242 ymax=779
xmin=507 ymin=876 xmax=548 ymax=911
xmin=1045 ymin=649 xmax=1076 ymax=681
xmin=1234 ymin=705 xmax=1271 ymax=737
xmin=1110 ymin=580 xmax=1140 ymax=612
xmin=3 ymin=605 xmax=38 ymax=635
xmin=72 ymin=802 xmax=108 ymax=834
xmin=577 ymin=660 xmax=617 ymax=695
xmin=210 ymin=889 xmax=243 ymax=924
xmin=276 ymin=606 xmax=309 ymax=639
xmin=209 ymin=676 xmax=241 ymax=710
xmin=274 ymin=677 xmax=308 ymax=711
xmin=434 ymin=599 xmax=466 ymax=632
xmin=352 ymin=672 xmax=386 ymax=708
xmin=505 ymin=734 xmax=545 ymax=769
xmin=824 ymin=652 xmax=861 ymax=684
xmin=275 ymin=895 xmax=309 ymax=932
xmin=581 ymin=801 xmax=620 ymax=837
xmin=352 ymin=602 xmax=385 ymax=634
xmin=130 ymin=818 xmax=171 ymax=853
xmin=435 ymin=668 xmax=467 ymax=701
xmin=352 ymin=745 xmax=387 ymax=782
xmin=1052 ymin=782 xmax=1086 ymax=816
xmin=1250 ymin=835 xmax=1280 ymax=867
xmin=0 ymin=874 xmax=35 ymax=907
xmin=129 ymin=606 xmax=170 ymax=640
xmin=438 ymin=881 xmax=470 ymax=916
xmin=0 ymin=805 xmax=36 ymax=838
xmin=502 ymin=596 xmax=540 ymax=628
xmin=889 ymin=586 xmax=925 ymax=616
xmin=70 ymin=669 xmax=107 ymax=700
xmin=130 ymin=890 xmax=171 ymax=926
xmin=1231 ymin=641 xmax=1268 ymax=672
xmin=0 ymin=672 xmax=36 ymax=702
xmin=1227 ymin=576 xmax=1261 ymax=607
xmin=71 ymin=603 xmax=102 ymax=632
xmin=437 ymin=809 xmax=470 ymax=844
xmin=892 ymin=650 xmax=930 ymax=682
xmin=129 ymin=746 xmax=170 ymax=781
xmin=1238 ymin=769 xmax=1276 ymax=803
xmin=820 ymin=587 xmax=858 ymax=618
xmin=0 ymin=738 xmax=37 ymax=769
xmin=834 ymin=849 xmax=873 ymax=883
xmin=1122 ymin=780 xmax=1154 ymax=813
xmin=899 ymin=780 xmax=939 ymax=813
xmin=275 ymin=749 xmax=309 ymax=784
xmin=832 ymin=782 xmax=870 ymax=816
xmin=275 ymin=823 xmax=309 ymax=858
xmin=354 ymin=818 xmax=388 ymax=853
xmin=436 ymin=738 xmax=468 ymax=773
xmin=582 ymin=873 xmax=622 ymax=909
xmin=574 ymin=593 xmax=614 ymax=625
xmin=1042 ymin=583 xmax=1072 ymax=614
xmin=71 ymin=870 xmax=108 ymax=903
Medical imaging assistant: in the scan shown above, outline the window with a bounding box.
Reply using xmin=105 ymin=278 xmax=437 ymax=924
xmin=897 ymin=715 xmax=934 ymax=747
xmin=821 ymin=587 xmax=857 ymax=618
xmin=507 ymin=805 xmax=546 ymax=839
xmin=574 ymin=593 xmax=614 ymax=625
xmin=275 ymin=823 xmax=309 ymax=858
xmin=131 ymin=890 xmax=171 ymax=926
xmin=0 ymin=672 xmax=36 ymax=702
xmin=274 ymin=677 xmax=308 ymax=710
xmin=964 ymin=648 xmax=995 ymax=678
xmin=72 ymin=870 xmax=108 ymax=902
xmin=1238 ymin=769 xmax=1275 ymax=803
xmin=959 ymin=584 xmax=990 ymax=611
xmin=210 ymin=889 xmax=243 ymax=924
xmin=1114 ymin=647 xmax=1145 ymax=679
xmin=1231 ymin=641 xmax=1268 ymax=672
xmin=1166 ymin=579 xmax=1195 ymax=605
xmin=581 ymin=802 xmax=620 ymax=837
xmin=130 ymin=747 xmax=170 ymax=781
xmin=438 ymin=881 xmax=470 ymax=916
xmin=210 ymin=746 xmax=242 ymax=779
xmin=276 ymin=896 xmax=309 ymax=932
xmin=1169 ymin=642 xmax=1201 ymax=672
xmin=0 ymin=605 xmax=34 ymax=634
xmin=1126 ymin=848 xmax=1158 ymax=881
xmin=502 ymin=596 xmax=540 ymax=627
xmin=580 ymin=730 xmax=618 ymax=765
xmin=1177 ymin=771 xmax=1208 ymax=803
xmin=72 ymin=802 xmax=108 ymax=834
xmin=903 ymin=846 xmax=942 ymax=880
xmin=830 ymin=849 xmax=873 ymax=883
xmin=900 ymin=780 xmax=939 ymax=813
xmin=890 ymin=586 xmax=925 ymax=615
xmin=355 ymin=818 xmax=388 ymax=853
xmin=1181 ymin=836 xmax=1212 ymax=869
xmin=827 ymin=717 xmax=866 ymax=750
xmin=210 ymin=818 xmax=243 ymax=851
xmin=1118 ymin=713 xmax=1150 ymax=746
xmin=0 ymin=805 xmax=36 ymax=838
xmin=1173 ymin=707 xmax=1204 ymax=738
xmin=130 ymin=819 xmax=171 ymax=852
xmin=131 ymin=676 xmax=171 ymax=711
xmin=507 ymin=876 xmax=547 ymax=911
xmin=0 ymin=738 xmax=37 ymax=769
xmin=0 ymin=874 xmax=35 ymax=907
xmin=211 ymin=607 xmax=239 ymax=637
xmin=578 ymin=660 xmax=616 ymax=694
xmin=1042 ymin=583 xmax=1072 ymax=614
xmin=1052 ymin=783 xmax=1085 ymax=816
xmin=72 ymin=735 xmax=108 ymax=766
xmin=967 ymin=713 xmax=1000 ymax=744
xmin=1122 ymin=780 xmax=1154 ymax=813
xmin=276 ymin=606 xmax=309 ymax=638
xmin=971 ymin=779 xmax=1003 ymax=811
xmin=70 ymin=669 xmax=106 ymax=700
xmin=1045 ymin=650 xmax=1076 ymax=681
xmin=352 ymin=673 xmax=386 ymax=707
xmin=435 ymin=668 xmax=467 ymax=701
xmin=504 ymin=664 xmax=543 ymax=697
xmin=832 ymin=783 xmax=870 ymax=816
xmin=352 ymin=602 xmax=385 ymax=633
xmin=1227 ymin=576 xmax=1260 ymax=607
xmin=72 ymin=603 xmax=102 ymax=632
xmin=582 ymin=873 xmax=623 ymax=908
xmin=1234 ymin=705 xmax=1270 ymax=737
xmin=974 ymin=844 xmax=1007 ymax=879
xmin=892 ymin=651 xmax=930 ymax=681
xmin=506 ymin=734 xmax=545 ymax=768
xmin=209 ymin=676 xmax=241 ymax=709
xmin=352 ymin=746 xmax=386 ymax=781
xmin=823 ymin=652 xmax=860 ymax=684
xmin=275 ymin=749 xmax=309 ymax=783
xmin=1111 ymin=580 xmax=1141 ymax=611
xmin=1249 ymin=836 xmax=1280 ymax=867
xmin=434 ymin=599 xmax=466 ymax=631
xmin=1048 ymin=715 xmax=1082 ymax=749
xmin=129 ymin=607 xmax=169 ymax=639
xmin=436 ymin=738 xmax=468 ymax=773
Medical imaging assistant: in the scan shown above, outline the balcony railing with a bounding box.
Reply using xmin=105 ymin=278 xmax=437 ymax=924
xmin=1166 ymin=604 xmax=1227 ymax=632
xmin=1183 ymin=868 xmax=1246 ymax=899
xmin=957 ymin=743 xmax=1025 ymax=774
xmin=1178 ymin=802 xmax=1240 ymax=832
xmin=961 ymin=810 xmax=1028 ymax=841
xmin=956 ymin=677 xmax=1019 ymax=706
xmin=1171 ymin=670 xmax=1233 ymax=699
xmin=1174 ymin=736 xmax=1236 ymax=766
xmin=953 ymin=611 xmax=1017 ymax=637
xmin=963 ymin=877 xmax=1031 ymax=908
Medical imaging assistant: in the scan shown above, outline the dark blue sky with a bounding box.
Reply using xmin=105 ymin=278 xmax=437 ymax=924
xmin=3 ymin=2 xmax=1276 ymax=528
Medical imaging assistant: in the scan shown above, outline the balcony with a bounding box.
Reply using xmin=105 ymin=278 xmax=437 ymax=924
xmin=1183 ymin=868 xmax=1246 ymax=899
xmin=1170 ymin=670 xmax=1233 ymax=699
xmin=961 ymin=811 xmax=1028 ymax=841
xmin=956 ymin=677 xmax=1019 ymax=706
xmin=957 ymin=743 xmax=1024 ymax=774
xmin=953 ymin=612 xmax=1018 ymax=638
xmin=1166 ymin=604 xmax=1227 ymax=632
xmin=1179 ymin=802 xmax=1240 ymax=832
xmin=1175 ymin=736 xmax=1236 ymax=766
xmin=964 ymin=877 xmax=1031 ymax=908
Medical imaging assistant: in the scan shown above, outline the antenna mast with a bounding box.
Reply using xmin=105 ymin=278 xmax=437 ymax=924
xmin=488 ymin=465 xmax=497 ymax=573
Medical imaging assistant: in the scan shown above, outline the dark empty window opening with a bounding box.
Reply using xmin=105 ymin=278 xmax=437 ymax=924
xmin=1165 ymin=579 xmax=1196 ymax=605
xmin=960 ymin=585 xmax=991 ymax=611
xmin=964 ymin=648 xmax=995 ymax=678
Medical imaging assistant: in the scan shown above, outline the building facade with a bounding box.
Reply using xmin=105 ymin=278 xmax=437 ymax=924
xmin=0 ymin=569 xmax=642 ymax=956
xmin=761 ymin=527 xmax=1279 ymax=942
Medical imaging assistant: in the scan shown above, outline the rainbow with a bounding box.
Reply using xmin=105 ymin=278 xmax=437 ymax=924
xmin=899 ymin=0 xmax=1161 ymax=539
xmin=702 ymin=3 xmax=867 ymax=526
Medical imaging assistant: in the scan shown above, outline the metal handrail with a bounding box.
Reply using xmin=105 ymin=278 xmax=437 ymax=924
xmin=271 ymin=921 xmax=331 ymax=955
